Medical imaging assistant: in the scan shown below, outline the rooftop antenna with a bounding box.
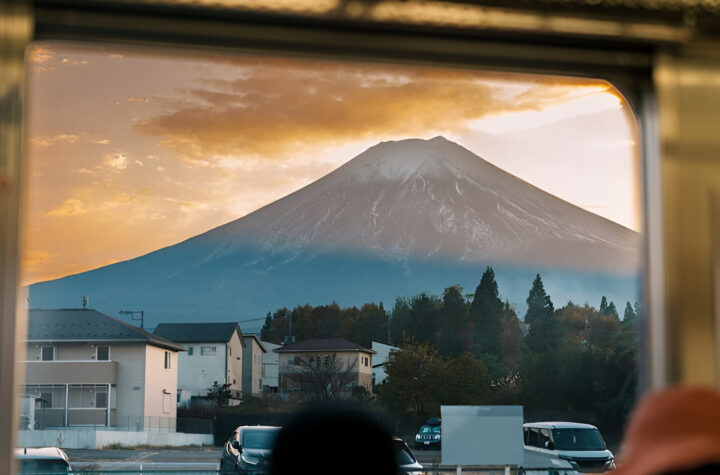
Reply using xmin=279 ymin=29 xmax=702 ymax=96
xmin=119 ymin=309 xmax=144 ymax=329
xmin=82 ymin=296 xmax=89 ymax=309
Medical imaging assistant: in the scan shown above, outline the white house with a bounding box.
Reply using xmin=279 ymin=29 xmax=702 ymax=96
xmin=261 ymin=340 xmax=281 ymax=393
xmin=371 ymin=341 xmax=399 ymax=386
xmin=153 ymin=322 xmax=244 ymax=405
xmin=22 ymin=308 xmax=185 ymax=430
xmin=242 ymin=334 xmax=266 ymax=397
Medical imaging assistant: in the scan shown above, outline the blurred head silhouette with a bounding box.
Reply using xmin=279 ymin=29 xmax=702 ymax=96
xmin=270 ymin=403 xmax=397 ymax=475
xmin=613 ymin=386 xmax=720 ymax=475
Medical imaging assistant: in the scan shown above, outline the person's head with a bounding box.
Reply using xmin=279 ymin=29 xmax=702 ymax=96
xmin=270 ymin=403 xmax=397 ymax=475
xmin=613 ymin=386 xmax=720 ymax=475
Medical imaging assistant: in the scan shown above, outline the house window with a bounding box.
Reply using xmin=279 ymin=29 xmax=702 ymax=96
xmin=163 ymin=392 xmax=171 ymax=414
xmin=96 ymin=345 xmax=109 ymax=361
xmin=164 ymin=351 xmax=171 ymax=369
xmin=95 ymin=391 xmax=108 ymax=408
xmin=39 ymin=391 xmax=53 ymax=408
xmin=41 ymin=346 xmax=55 ymax=361
xmin=287 ymin=356 xmax=295 ymax=366
xmin=201 ymin=346 xmax=216 ymax=356
xmin=188 ymin=347 xmax=194 ymax=356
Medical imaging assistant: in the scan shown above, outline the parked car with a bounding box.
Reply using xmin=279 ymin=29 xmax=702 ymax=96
xmin=394 ymin=436 xmax=425 ymax=475
xmin=15 ymin=447 xmax=72 ymax=474
xmin=414 ymin=417 xmax=441 ymax=450
xmin=523 ymin=422 xmax=615 ymax=473
xmin=221 ymin=425 xmax=281 ymax=474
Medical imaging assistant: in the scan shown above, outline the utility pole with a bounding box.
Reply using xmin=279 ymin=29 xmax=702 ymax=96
xmin=119 ymin=310 xmax=144 ymax=329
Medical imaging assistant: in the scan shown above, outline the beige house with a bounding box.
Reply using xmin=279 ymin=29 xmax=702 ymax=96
xmin=153 ymin=322 xmax=244 ymax=405
xmin=242 ymin=334 xmax=266 ymax=397
xmin=275 ymin=338 xmax=375 ymax=398
xmin=23 ymin=309 xmax=185 ymax=430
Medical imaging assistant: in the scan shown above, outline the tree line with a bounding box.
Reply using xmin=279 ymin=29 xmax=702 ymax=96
xmin=260 ymin=267 xmax=639 ymax=437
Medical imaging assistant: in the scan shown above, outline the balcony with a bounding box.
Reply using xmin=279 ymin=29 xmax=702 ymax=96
xmin=24 ymin=361 xmax=118 ymax=385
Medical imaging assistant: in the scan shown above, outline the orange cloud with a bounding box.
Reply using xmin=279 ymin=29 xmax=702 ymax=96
xmin=31 ymin=134 xmax=81 ymax=147
xmin=135 ymin=59 xmax=595 ymax=162
xmin=46 ymin=198 xmax=87 ymax=218
xmin=23 ymin=250 xmax=57 ymax=267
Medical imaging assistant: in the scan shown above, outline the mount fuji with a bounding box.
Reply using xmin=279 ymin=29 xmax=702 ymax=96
xmin=29 ymin=137 xmax=641 ymax=331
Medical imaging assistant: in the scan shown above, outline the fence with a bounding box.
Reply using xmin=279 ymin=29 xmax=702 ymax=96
xmin=30 ymin=416 xmax=213 ymax=435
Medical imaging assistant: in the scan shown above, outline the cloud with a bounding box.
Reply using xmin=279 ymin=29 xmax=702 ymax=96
xmin=46 ymin=198 xmax=87 ymax=218
xmin=72 ymin=168 xmax=95 ymax=175
xmin=103 ymin=152 xmax=128 ymax=170
xmin=23 ymin=250 xmax=57 ymax=267
xmin=135 ymin=59 xmax=598 ymax=162
xmin=31 ymin=134 xmax=80 ymax=147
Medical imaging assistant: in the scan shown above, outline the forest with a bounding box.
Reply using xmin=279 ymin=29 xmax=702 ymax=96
xmin=261 ymin=267 xmax=639 ymax=440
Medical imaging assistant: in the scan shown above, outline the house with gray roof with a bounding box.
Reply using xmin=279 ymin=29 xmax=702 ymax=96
xmin=242 ymin=334 xmax=266 ymax=397
xmin=153 ymin=322 xmax=244 ymax=405
xmin=274 ymin=338 xmax=376 ymax=398
xmin=23 ymin=308 xmax=185 ymax=430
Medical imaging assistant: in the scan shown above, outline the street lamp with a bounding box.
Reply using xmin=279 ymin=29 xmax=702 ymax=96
xmin=119 ymin=310 xmax=144 ymax=329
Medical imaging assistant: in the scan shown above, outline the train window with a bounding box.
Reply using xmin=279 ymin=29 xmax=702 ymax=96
xmin=18 ymin=40 xmax=642 ymax=464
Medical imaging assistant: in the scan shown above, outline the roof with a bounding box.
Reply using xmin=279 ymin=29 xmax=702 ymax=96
xmin=274 ymin=338 xmax=375 ymax=354
xmin=523 ymin=422 xmax=598 ymax=430
xmin=153 ymin=322 xmax=242 ymax=344
xmin=243 ymin=333 xmax=267 ymax=353
xmin=27 ymin=309 xmax=186 ymax=352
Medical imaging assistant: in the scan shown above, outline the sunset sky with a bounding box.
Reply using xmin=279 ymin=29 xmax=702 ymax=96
xmin=23 ymin=42 xmax=640 ymax=286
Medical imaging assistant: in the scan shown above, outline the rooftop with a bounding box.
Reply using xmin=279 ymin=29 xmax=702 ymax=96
xmin=274 ymin=338 xmax=375 ymax=354
xmin=27 ymin=309 xmax=186 ymax=352
xmin=154 ymin=322 xmax=242 ymax=344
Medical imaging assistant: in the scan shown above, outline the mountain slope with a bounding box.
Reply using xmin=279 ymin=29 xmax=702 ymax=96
xmin=30 ymin=137 xmax=640 ymax=329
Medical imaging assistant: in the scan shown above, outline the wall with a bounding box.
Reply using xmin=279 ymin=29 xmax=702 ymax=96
xmin=278 ymin=350 xmax=373 ymax=393
xmin=227 ymin=331 xmax=243 ymax=394
xmin=371 ymin=341 xmax=397 ymax=385
xmin=17 ymin=429 xmax=212 ymax=449
xmin=242 ymin=336 xmax=264 ymax=396
xmin=112 ymin=343 xmax=147 ymax=428
xmin=177 ymin=343 xmax=227 ymax=396
xmin=144 ymin=345 xmax=177 ymax=422
xmin=261 ymin=341 xmax=280 ymax=391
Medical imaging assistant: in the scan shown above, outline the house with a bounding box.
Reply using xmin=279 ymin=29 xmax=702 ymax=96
xmin=241 ymin=334 xmax=266 ymax=397
xmin=370 ymin=341 xmax=399 ymax=386
xmin=153 ymin=322 xmax=244 ymax=405
xmin=261 ymin=340 xmax=281 ymax=393
xmin=23 ymin=308 xmax=185 ymax=430
xmin=274 ymin=338 xmax=375 ymax=397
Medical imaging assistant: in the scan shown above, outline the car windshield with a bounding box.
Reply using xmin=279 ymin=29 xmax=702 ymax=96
xmin=394 ymin=440 xmax=417 ymax=464
xmin=551 ymin=428 xmax=607 ymax=451
xmin=242 ymin=428 xmax=279 ymax=449
xmin=419 ymin=426 xmax=440 ymax=434
xmin=18 ymin=459 xmax=70 ymax=473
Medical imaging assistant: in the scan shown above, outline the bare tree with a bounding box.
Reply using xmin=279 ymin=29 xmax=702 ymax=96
xmin=288 ymin=353 xmax=358 ymax=400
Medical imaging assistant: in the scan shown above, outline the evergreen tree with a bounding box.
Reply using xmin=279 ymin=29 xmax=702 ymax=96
xmin=437 ymin=285 xmax=471 ymax=358
xmin=599 ymin=296 xmax=609 ymax=315
xmin=470 ymin=267 xmax=504 ymax=356
xmin=623 ymin=302 xmax=636 ymax=323
xmin=525 ymin=274 xmax=556 ymax=352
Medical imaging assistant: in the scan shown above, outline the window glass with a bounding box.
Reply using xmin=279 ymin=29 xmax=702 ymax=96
xmin=19 ymin=459 xmax=70 ymax=473
xmin=96 ymin=345 xmax=109 ymax=361
xmin=40 ymin=347 xmax=54 ymax=361
xmin=21 ymin=42 xmax=641 ymax=462
xmin=242 ymin=428 xmax=280 ymax=449
xmin=551 ymin=428 xmax=607 ymax=451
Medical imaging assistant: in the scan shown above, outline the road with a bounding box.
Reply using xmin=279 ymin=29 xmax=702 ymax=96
xmin=65 ymin=447 xmax=222 ymax=472
xmin=66 ymin=447 xmax=443 ymax=471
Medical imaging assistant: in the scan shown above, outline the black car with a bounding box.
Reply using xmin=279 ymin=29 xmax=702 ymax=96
xmin=221 ymin=425 xmax=281 ymax=474
xmin=414 ymin=417 xmax=441 ymax=450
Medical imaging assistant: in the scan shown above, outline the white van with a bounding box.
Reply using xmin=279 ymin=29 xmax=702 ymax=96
xmin=523 ymin=422 xmax=615 ymax=474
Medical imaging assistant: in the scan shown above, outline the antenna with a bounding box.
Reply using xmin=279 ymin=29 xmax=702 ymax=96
xmin=119 ymin=309 xmax=144 ymax=329
xmin=82 ymin=296 xmax=89 ymax=309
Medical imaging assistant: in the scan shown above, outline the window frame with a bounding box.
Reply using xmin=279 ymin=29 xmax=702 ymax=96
xmin=95 ymin=345 xmax=110 ymax=361
xmin=164 ymin=351 xmax=171 ymax=369
xmin=0 ymin=3 xmax=679 ymax=473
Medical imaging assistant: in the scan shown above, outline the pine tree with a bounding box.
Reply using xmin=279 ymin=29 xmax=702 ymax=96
xmin=469 ymin=267 xmax=504 ymax=356
xmin=525 ymin=274 xmax=556 ymax=352
xmin=437 ymin=285 xmax=471 ymax=358
xmin=623 ymin=301 xmax=637 ymax=323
